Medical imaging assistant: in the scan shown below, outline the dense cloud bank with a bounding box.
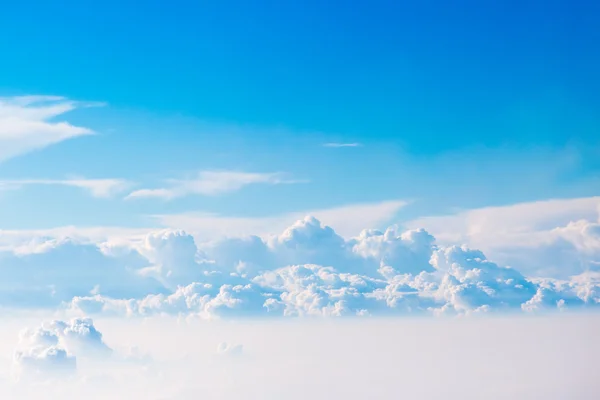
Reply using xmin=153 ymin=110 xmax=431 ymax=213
xmin=2 ymin=316 xmax=599 ymax=399
xmin=0 ymin=216 xmax=598 ymax=316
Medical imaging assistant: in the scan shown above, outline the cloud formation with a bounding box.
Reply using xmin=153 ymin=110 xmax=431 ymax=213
xmin=0 ymin=213 xmax=595 ymax=317
xmin=1 ymin=315 xmax=598 ymax=399
xmin=0 ymin=178 xmax=130 ymax=198
xmin=0 ymin=95 xmax=100 ymax=163
xmin=12 ymin=318 xmax=110 ymax=382
xmin=127 ymin=170 xmax=305 ymax=200
xmin=408 ymin=196 xmax=600 ymax=278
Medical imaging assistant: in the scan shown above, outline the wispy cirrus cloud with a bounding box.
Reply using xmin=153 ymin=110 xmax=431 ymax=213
xmin=126 ymin=170 xmax=306 ymax=201
xmin=0 ymin=95 xmax=103 ymax=163
xmin=0 ymin=178 xmax=131 ymax=198
xmin=322 ymin=142 xmax=362 ymax=148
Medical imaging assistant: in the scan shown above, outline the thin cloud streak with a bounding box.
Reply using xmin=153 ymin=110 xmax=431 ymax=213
xmin=323 ymin=142 xmax=362 ymax=148
xmin=126 ymin=170 xmax=307 ymax=201
xmin=0 ymin=178 xmax=131 ymax=198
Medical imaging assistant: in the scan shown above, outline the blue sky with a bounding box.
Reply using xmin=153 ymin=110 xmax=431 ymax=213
xmin=1 ymin=3 xmax=600 ymax=390
xmin=0 ymin=0 xmax=598 ymax=231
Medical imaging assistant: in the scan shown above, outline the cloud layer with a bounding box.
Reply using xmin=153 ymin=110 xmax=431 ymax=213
xmin=0 ymin=213 xmax=597 ymax=317
xmin=1 ymin=315 xmax=598 ymax=399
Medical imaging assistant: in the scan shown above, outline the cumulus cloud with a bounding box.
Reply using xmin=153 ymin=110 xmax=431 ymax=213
xmin=64 ymin=260 xmax=599 ymax=319
xmin=0 ymin=213 xmax=598 ymax=317
xmin=126 ymin=170 xmax=306 ymax=200
xmin=408 ymin=196 xmax=600 ymax=278
xmin=11 ymin=318 xmax=110 ymax=382
xmin=0 ymin=95 xmax=100 ymax=163
xmin=44 ymin=318 xmax=112 ymax=357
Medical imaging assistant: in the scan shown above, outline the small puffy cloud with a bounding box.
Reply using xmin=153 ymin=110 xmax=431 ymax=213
xmin=126 ymin=170 xmax=305 ymax=200
xmin=0 ymin=95 xmax=100 ymax=163
xmin=44 ymin=318 xmax=112 ymax=357
xmin=11 ymin=318 xmax=110 ymax=382
xmin=135 ymin=230 xmax=203 ymax=286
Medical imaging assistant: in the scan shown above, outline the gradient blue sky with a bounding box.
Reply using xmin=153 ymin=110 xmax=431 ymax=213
xmin=0 ymin=0 xmax=598 ymax=230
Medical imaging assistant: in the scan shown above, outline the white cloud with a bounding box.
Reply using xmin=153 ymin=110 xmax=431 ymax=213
xmin=0 ymin=205 xmax=597 ymax=316
xmin=11 ymin=318 xmax=110 ymax=383
xmin=0 ymin=178 xmax=131 ymax=198
xmin=47 ymin=217 xmax=598 ymax=318
xmin=43 ymin=318 xmax=112 ymax=357
xmin=12 ymin=345 xmax=75 ymax=383
xmin=0 ymin=200 xmax=407 ymax=250
xmin=0 ymin=238 xmax=164 ymax=307
xmin=0 ymin=226 xmax=151 ymax=253
xmin=407 ymin=196 xmax=600 ymax=278
xmin=0 ymin=95 xmax=100 ymax=163
xmin=1 ymin=315 xmax=598 ymax=399
xmin=408 ymin=197 xmax=600 ymax=245
xmin=126 ymin=170 xmax=305 ymax=200
xmin=322 ymin=142 xmax=362 ymax=148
